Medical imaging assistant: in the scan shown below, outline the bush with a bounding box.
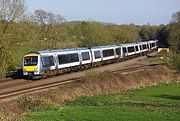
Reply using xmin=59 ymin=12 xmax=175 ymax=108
xmin=166 ymin=52 xmax=180 ymax=72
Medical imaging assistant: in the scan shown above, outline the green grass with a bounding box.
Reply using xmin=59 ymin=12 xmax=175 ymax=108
xmin=144 ymin=57 xmax=163 ymax=63
xmin=24 ymin=83 xmax=180 ymax=121
xmin=145 ymin=51 xmax=168 ymax=63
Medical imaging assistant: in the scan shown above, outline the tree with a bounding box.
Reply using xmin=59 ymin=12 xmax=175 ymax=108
xmin=0 ymin=0 xmax=26 ymax=23
xmin=32 ymin=9 xmax=65 ymax=25
xmin=167 ymin=10 xmax=180 ymax=52
xmin=0 ymin=0 xmax=26 ymax=77
xmin=139 ymin=25 xmax=158 ymax=40
xmin=76 ymin=21 xmax=112 ymax=47
xmin=171 ymin=10 xmax=180 ymax=23
xmin=168 ymin=23 xmax=180 ymax=52
xmin=30 ymin=9 xmax=66 ymax=49
xmin=157 ymin=25 xmax=169 ymax=48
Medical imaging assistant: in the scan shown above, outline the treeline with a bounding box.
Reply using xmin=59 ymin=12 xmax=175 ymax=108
xmin=0 ymin=0 xmax=180 ymax=77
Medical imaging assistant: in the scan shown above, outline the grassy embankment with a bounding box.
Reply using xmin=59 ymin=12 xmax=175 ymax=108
xmin=145 ymin=51 xmax=180 ymax=72
xmin=24 ymin=82 xmax=180 ymax=121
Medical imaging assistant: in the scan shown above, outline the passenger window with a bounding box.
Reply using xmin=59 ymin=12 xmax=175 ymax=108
xmin=142 ymin=44 xmax=147 ymax=49
xmin=102 ymin=49 xmax=114 ymax=57
xmin=94 ymin=51 xmax=101 ymax=59
xmin=128 ymin=46 xmax=135 ymax=53
xmin=58 ymin=54 xmax=66 ymax=64
xmin=58 ymin=53 xmax=79 ymax=65
xmin=41 ymin=56 xmax=54 ymax=67
xmin=69 ymin=53 xmax=79 ymax=62
xmin=82 ymin=52 xmax=90 ymax=61
xmin=152 ymin=43 xmax=155 ymax=47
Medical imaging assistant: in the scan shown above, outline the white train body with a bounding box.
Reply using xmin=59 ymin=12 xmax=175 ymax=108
xmin=22 ymin=39 xmax=158 ymax=78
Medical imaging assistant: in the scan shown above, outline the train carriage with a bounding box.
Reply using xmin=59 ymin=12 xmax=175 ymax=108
xmin=120 ymin=44 xmax=136 ymax=58
xmin=53 ymin=49 xmax=80 ymax=69
xmin=148 ymin=40 xmax=158 ymax=51
xmin=91 ymin=45 xmax=119 ymax=64
xmin=138 ymin=41 xmax=149 ymax=53
xmin=23 ymin=51 xmax=56 ymax=77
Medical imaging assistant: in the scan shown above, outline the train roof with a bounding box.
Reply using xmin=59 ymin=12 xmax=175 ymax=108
xmin=25 ymin=39 xmax=158 ymax=56
xmin=147 ymin=40 xmax=157 ymax=43
xmin=26 ymin=48 xmax=90 ymax=55
xmin=119 ymin=43 xmax=139 ymax=47
xmin=91 ymin=44 xmax=119 ymax=49
xmin=49 ymin=47 xmax=89 ymax=53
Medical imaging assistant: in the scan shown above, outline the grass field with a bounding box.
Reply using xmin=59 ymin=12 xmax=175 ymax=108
xmin=24 ymin=82 xmax=180 ymax=121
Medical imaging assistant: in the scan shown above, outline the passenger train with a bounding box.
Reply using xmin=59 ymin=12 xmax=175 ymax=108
xmin=23 ymin=39 xmax=158 ymax=79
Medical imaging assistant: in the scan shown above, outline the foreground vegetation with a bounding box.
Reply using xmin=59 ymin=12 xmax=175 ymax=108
xmin=145 ymin=51 xmax=180 ymax=72
xmin=24 ymin=82 xmax=180 ymax=121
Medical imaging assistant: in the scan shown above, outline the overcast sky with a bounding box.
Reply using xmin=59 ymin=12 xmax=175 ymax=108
xmin=26 ymin=0 xmax=180 ymax=25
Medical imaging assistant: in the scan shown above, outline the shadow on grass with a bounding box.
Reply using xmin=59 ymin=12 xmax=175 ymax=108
xmin=155 ymin=95 xmax=180 ymax=100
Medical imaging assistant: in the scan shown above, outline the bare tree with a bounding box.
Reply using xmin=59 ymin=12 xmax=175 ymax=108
xmin=31 ymin=9 xmax=66 ymax=37
xmin=0 ymin=0 xmax=26 ymax=34
xmin=32 ymin=9 xmax=65 ymax=25
xmin=0 ymin=0 xmax=26 ymax=22
xmin=171 ymin=10 xmax=180 ymax=23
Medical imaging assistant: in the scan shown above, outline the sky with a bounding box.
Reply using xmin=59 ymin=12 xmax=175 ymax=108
xmin=26 ymin=0 xmax=180 ymax=25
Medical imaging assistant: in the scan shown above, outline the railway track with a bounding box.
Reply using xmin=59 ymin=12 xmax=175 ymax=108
xmin=0 ymin=77 xmax=82 ymax=99
xmin=0 ymin=62 xmax=162 ymax=100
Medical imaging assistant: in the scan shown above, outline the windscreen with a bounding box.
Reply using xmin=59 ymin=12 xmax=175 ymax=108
xmin=24 ymin=56 xmax=38 ymax=66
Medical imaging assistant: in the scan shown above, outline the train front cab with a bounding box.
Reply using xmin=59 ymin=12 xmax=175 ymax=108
xmin=23 ymin=52 xmax=41 ymax=78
